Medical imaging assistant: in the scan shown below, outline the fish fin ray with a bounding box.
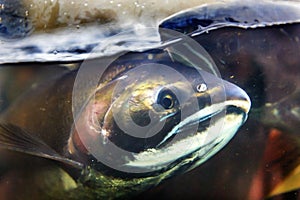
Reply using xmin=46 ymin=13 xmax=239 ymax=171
xmin=0 ymin=123 xmax=83 ymax=169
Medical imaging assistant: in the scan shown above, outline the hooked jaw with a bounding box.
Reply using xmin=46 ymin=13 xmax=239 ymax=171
xmin=183 ymin=80 xmax=251 ymax=171
xmin=222 ymin=80 xmax=251 ymax=117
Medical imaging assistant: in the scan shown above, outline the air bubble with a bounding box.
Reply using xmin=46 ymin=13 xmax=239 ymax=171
xmin=103 ymin=137 xmax=108 ymax=145
xmin=197 ymin=83 xmax=207 ymax=92
xmin=148 ymin=54 xmax=153 ymax=60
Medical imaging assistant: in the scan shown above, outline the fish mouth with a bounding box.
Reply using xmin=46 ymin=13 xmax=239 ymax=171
xmin=168 ymin=105 xmax=249 ymax=174
xmin=157 ymin=79 xmax=251 ymax=148
xmin=180 ymin=103 xmax=250 ymax=135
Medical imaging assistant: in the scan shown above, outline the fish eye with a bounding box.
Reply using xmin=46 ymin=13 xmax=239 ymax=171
xmin=157 ymin=89 xmax=177 ymax=109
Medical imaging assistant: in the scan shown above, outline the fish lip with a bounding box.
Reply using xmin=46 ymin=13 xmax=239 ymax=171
xmin=157 ymin=99 xmax=250 ymax=148
xmin=185 ymin=104 xmax=249 ymax=130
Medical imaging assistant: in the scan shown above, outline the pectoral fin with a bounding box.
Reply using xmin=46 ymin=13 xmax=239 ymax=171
xmin=0 ymin=123 xmax=83 ymax=169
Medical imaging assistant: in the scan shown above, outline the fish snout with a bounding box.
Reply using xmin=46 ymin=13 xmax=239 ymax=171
xmin=223 ymin=80 xmax=251 ymax=115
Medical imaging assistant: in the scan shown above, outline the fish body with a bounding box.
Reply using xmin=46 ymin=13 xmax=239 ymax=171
xmin=0 ymin=48 xmax=250 ymax=199
xmin=1 ymin=0 xmax=230 ymax=36
xmin=0 ymin=0 xmax=232 ymax=63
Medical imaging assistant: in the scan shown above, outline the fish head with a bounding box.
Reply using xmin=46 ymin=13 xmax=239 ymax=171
xmin=68 ymin=53 xmax=250 ymax=179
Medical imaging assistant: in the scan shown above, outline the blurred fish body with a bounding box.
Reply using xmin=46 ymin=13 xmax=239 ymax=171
xmin=0 ymin=49 xmax=250 ymax=199
xmin=0 ymin=0 xmax=233 ymax=63
xmin=0 ymin=0 xmax=227 ymax=35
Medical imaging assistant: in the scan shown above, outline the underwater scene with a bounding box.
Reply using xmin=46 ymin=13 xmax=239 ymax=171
xmin=0 ymin=0 xmax=299 ymax=199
